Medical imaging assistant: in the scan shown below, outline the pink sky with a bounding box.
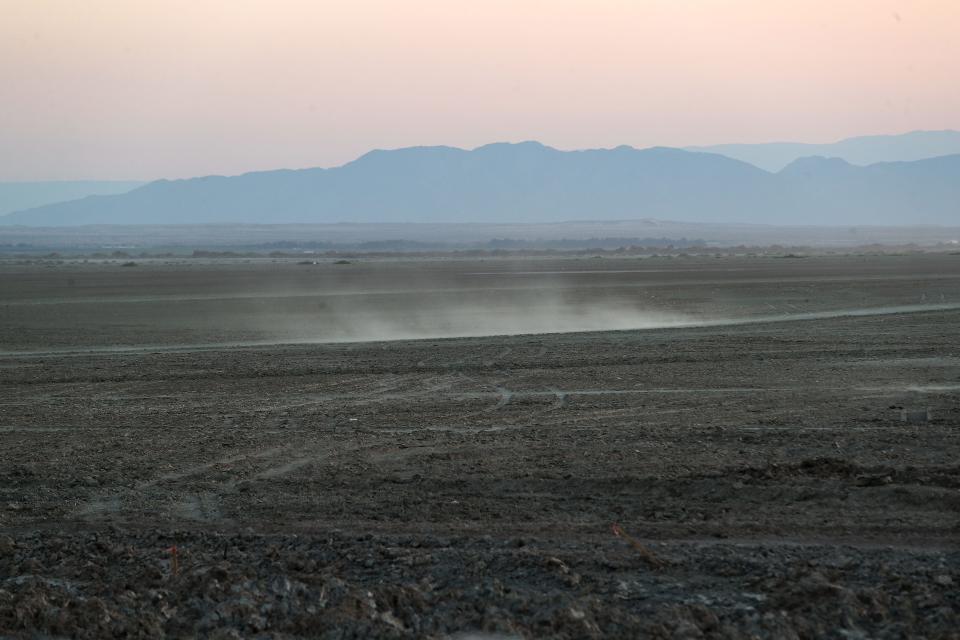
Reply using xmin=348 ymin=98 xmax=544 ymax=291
xmin=3 ymin=0 xmax=959 ymax=180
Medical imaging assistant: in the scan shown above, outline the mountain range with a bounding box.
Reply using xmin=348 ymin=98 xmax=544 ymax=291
xmin=686 ymin=130 xmax=960 ymax=172
xmin=2 ymin=132 xmax=959 ymax=227
xmin=0 ymin=181 xmax=146 ymax=217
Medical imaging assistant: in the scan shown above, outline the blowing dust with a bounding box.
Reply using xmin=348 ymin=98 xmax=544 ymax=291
xmin=259 ymin=292 xmax=699 ymax=344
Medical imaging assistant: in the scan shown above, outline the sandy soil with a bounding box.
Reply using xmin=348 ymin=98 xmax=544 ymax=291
xmin=1 ymin=253 xmax=958 ymax=638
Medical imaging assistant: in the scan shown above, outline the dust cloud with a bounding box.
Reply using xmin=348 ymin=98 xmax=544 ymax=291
xmin=257 ymin=296 xmax=960 ymax=347
xmin=260 ymin=293 xmax=699 ymax=344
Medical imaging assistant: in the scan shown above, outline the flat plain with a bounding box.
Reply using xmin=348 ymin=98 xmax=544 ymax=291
xmin=1 ymin=252 xmax=958 ymax=638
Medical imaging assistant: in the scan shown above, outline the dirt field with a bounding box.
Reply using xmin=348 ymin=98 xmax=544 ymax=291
xmin=1 ymin=253 xmax=958 ymax=638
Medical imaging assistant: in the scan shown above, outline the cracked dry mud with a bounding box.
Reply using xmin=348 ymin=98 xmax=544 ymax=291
xmin=1 ymin=253 xmax=958 ymax=638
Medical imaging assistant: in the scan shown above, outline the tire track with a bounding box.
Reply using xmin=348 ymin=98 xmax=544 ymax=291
xmin=75 ymin=444 xmax=298 ymax=523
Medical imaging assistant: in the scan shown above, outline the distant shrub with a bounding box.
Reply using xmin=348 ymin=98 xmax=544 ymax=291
xmin=120 ymin=261 xmax=138 ymax=267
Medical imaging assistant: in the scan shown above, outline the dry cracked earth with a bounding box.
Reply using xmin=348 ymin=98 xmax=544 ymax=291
xmin=0 ymin=253 xmax=958 ymax=638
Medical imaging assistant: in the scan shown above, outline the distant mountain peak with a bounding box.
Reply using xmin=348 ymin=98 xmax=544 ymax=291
xmin=475 ymin=140 xmax=550 ymax=150
xmin=687 ymin=129 xmax=960 ymax=172
xmin=472 ymin=141 xmax=557 ymax=157
xmin=779 ymin=155 xmax=856 ymax=175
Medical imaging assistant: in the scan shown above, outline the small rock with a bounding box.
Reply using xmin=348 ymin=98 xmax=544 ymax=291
xmin=855 ymin=474 xmax=892 ymax=487
xmin=0 ymin=535 xmax=15 ymax=555
xmin=379 ymin=611 xmax=406 ymax=631
xmin=20 ymin=558 xmax=41 ymax=573
xmin=933 ymin=574 xmax=954 ymax=586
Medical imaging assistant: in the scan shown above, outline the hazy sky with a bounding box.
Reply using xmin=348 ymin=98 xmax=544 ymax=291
xmin=3 ymin=0 xmax=959 ymax=180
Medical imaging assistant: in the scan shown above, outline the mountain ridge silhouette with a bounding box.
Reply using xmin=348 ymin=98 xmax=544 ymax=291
xmin=4 ymin=140 xmax=959 ymax=227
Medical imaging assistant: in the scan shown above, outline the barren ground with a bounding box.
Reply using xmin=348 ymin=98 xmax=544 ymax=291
xmin=1 ymin=253 xmax=958 ymax=638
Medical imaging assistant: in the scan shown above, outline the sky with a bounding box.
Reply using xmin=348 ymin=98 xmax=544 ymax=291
xmin=2 ymin=0 xmax=959 ymax=181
